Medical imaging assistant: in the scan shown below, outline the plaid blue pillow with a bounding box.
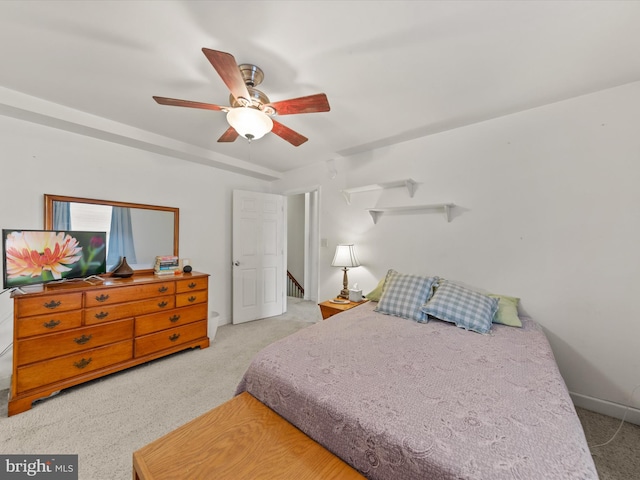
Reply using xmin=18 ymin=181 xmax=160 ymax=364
xmin=421 ymin=280 xmax=499 ymax=334
xmin=375 ymin=270 xmax=438 ymax=322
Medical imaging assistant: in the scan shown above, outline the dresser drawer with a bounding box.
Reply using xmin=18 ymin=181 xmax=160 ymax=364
xmin=135 ymin=304 xmax=208 ymax=336
xmin=16 ymin=310 xmax=83 ymax=338
xmin=85 ymin=296 xmax=175 ymax=325
xmin=15 ymin=292 xmax=83 ymax=318
xmin=16 ymin=340 xmax=133 ymax=393
xmin=16 ymin=319 xmax=133 ymax=366
xmin=176 ymin=277 xmax=208 ymax=293
xmin=135 ymin=320 xmax=207 ymax=357
xmin=176 ymin=290 xmax=207 ymax=308
xmin=85 ymin=282 xmax=176 ymax=307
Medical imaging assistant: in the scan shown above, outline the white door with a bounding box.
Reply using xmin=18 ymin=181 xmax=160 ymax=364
xmin=232 ymin=190 xmax=285 ymax=324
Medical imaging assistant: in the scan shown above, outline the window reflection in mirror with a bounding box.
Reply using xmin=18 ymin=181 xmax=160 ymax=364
xmin=45 ymin=195 xmax=178 ymax=273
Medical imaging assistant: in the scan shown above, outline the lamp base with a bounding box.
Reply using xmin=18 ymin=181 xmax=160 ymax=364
xmin=337 ymin=267 xmax=350 ymax=299
xmin=337 ymin=289 xmax=349 ymax=300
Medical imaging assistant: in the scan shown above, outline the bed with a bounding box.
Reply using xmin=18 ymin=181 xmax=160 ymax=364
xmin=236 ymin=290 xmax=598 ymax=479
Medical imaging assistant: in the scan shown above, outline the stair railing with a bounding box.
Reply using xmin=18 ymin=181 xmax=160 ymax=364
xmin=287 ymin=271 xmax=304 ymax=298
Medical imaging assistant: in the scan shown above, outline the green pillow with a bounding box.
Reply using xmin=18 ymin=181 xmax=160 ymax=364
xmin=488 ymin=294 xmax=522 ymax=327
xmin=365 ymin=278 xmax=386 ymax=301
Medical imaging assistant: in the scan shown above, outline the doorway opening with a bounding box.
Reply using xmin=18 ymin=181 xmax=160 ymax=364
xmin=285 ymin=187 xmax=320 ymax=305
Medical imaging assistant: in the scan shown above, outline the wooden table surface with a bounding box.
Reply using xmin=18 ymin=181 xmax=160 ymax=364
xmin=133 ymin=392 xmax=365 ymax=480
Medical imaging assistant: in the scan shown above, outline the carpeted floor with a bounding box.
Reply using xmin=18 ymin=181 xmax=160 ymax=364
xmin=0 ymin=298 xmax=318 ymax=479
xmin=0 ymin=298 xmax=638 ymax=479
xmin=576 ymin=407 xmax=640 ymax=480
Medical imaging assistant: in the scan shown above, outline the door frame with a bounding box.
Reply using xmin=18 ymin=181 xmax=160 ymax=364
xmin=283 ymin=185 xmax=321 ymax=304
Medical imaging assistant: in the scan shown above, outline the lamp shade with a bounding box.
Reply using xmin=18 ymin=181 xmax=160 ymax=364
xmin=331 ymin=244 xmax=361 ymax=268
xmin=226 ymin=107 xmax=273 ymax=140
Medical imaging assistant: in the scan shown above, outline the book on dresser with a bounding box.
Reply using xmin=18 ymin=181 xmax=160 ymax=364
xmin=8 ymin=271 xmax=210 ymax=416
xmin=154 ymin=255 xmax=180 ymax=275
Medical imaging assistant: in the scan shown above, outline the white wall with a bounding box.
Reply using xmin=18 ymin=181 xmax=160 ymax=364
xmin=0 ymin=115 xmax=269 ymax=388
xmin=273 ymin=81 xmax=640 ymax=421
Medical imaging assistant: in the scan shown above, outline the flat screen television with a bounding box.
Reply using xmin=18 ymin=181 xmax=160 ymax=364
xmin=2 ymin=229 xmax=107 ymax=289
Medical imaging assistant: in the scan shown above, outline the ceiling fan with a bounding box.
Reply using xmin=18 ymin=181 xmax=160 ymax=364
xmin=153 ymin=48 xmax=330 ymax=147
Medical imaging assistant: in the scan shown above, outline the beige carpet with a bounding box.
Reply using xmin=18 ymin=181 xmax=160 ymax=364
xmin=576 ymin=407 xmax=640 ymax=480
xmin=0 ymin=298 xmax=317 ymax=479
xmin=1 ymin=298 xmax=638 ymax=480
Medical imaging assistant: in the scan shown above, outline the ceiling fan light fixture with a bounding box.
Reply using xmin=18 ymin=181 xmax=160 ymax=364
xmin=155 ymin=49 xmax=328 ymax=146
xmin=226 ymin=107 xmax=273 ymax=141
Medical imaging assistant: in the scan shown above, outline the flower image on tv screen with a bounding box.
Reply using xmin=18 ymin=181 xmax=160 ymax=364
xmin=2 ymin=229 xmax=107 ymax=289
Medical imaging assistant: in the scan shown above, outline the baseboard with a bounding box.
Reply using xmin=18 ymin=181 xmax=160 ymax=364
xmin=571 ymin=391 xmax=640 ymax=426
xmin=0 ymin=375 xmax=9 ymax=391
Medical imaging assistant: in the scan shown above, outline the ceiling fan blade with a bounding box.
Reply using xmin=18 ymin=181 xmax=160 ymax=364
xmin=202 ymin=48 xmax=250 ymax=103
xmin=153 ymin=96 xmax=225 ymax=111
xmin=217 ymin=126 xmax=239 ymax=143
xmin=271 ymin=119 xmax=308 ymax=147
xmin=267 ymin=93 xmax=330 ymax=116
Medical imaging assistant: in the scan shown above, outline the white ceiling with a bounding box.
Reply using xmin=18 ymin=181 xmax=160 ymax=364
xmin=1 ymin=1 xmax=639 ymax=179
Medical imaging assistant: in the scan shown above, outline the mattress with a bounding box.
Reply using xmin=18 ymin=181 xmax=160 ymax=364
xmin=236 ymin=302 xmax=598 ymax=479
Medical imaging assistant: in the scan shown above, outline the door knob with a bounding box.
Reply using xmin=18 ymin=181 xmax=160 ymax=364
xmin=234 ymin=261 xmax=240 ymax=266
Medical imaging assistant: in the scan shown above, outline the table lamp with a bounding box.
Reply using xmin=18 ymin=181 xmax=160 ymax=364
xmin=331 ymin=244 xmax=361 ymax=299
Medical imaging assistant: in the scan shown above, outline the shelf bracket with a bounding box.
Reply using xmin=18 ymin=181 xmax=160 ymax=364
xmin=444 ymin=204 xmax=452 ymax=223
xmin=405 ymin=179 xmax=417 ymax=198
xmin=368 ymin=210 xmax=382 ymax=224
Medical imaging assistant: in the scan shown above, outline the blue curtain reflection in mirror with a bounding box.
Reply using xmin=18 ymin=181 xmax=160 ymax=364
xmin=107 ymin=207 xmax=137 ymax=265
xmin=53 ymin=201 xmax=71 ymax=230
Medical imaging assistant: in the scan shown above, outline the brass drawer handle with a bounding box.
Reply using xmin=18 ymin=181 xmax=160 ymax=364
xmin=187 ymin=296 xmax=196 ymax=303
xmin=44 ymin=300 xmax=61 ymax=309
xmin=188 ymin=282 xmax=197 ymax=289
xmin=158 ymin=286 xmax=168 ymax=293
xmin=94 ymin=311 xmax=109 ymax=320
xmin=169 ymin=315 xmax=181 ymax=323
xmin=169 ymin=333 xmax=181 ymax=342
xmin=43 ymin=319 xmax=61 ymax=329
xmin=95 ymin=294 xmax=110 ymax=302
xmin=158 ymin=301 xmax=168 ymax=308
xmin=74 ymin=334 xmax=92 ymax=345
xmin=74 ymin=357 xmax=92 ymax=369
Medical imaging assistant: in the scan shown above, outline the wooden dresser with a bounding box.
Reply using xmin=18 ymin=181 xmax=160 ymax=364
xmin=9 ymin=271 xmax=210 ymax=416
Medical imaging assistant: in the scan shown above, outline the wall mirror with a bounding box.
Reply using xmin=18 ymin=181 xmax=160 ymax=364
xmin=44 ymin=194 xmax=179 ymax=273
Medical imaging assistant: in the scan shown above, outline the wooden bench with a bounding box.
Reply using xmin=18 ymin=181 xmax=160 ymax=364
xmin=133 ymin=392 xmax=365 ymax=479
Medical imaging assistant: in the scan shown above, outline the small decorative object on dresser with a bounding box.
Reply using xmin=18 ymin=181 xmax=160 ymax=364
xmin=111 ymin=256 xmax=134 ymax=277
xmin=318 ymin=298 xmax=368 ymax=320
xmin=8 ymin=271 xmax=210 ymax=416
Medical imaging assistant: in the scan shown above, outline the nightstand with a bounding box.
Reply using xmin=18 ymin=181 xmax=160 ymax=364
xmin=318 ymin=299 xmax=368 ymax=320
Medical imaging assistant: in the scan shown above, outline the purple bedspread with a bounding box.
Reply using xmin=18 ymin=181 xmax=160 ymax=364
xmin=236 ymin=302 xmax=598 ymax=479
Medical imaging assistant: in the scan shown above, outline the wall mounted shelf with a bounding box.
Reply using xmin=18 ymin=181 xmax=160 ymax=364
xmin=366 ymin=203 xmax=455 ymax=224
xmin=341 ymin=179 xmax=417 ymax=204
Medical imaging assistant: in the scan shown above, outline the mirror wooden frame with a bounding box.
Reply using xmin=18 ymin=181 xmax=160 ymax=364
xmin=44 ymin=194 xmax=179 ymax=274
